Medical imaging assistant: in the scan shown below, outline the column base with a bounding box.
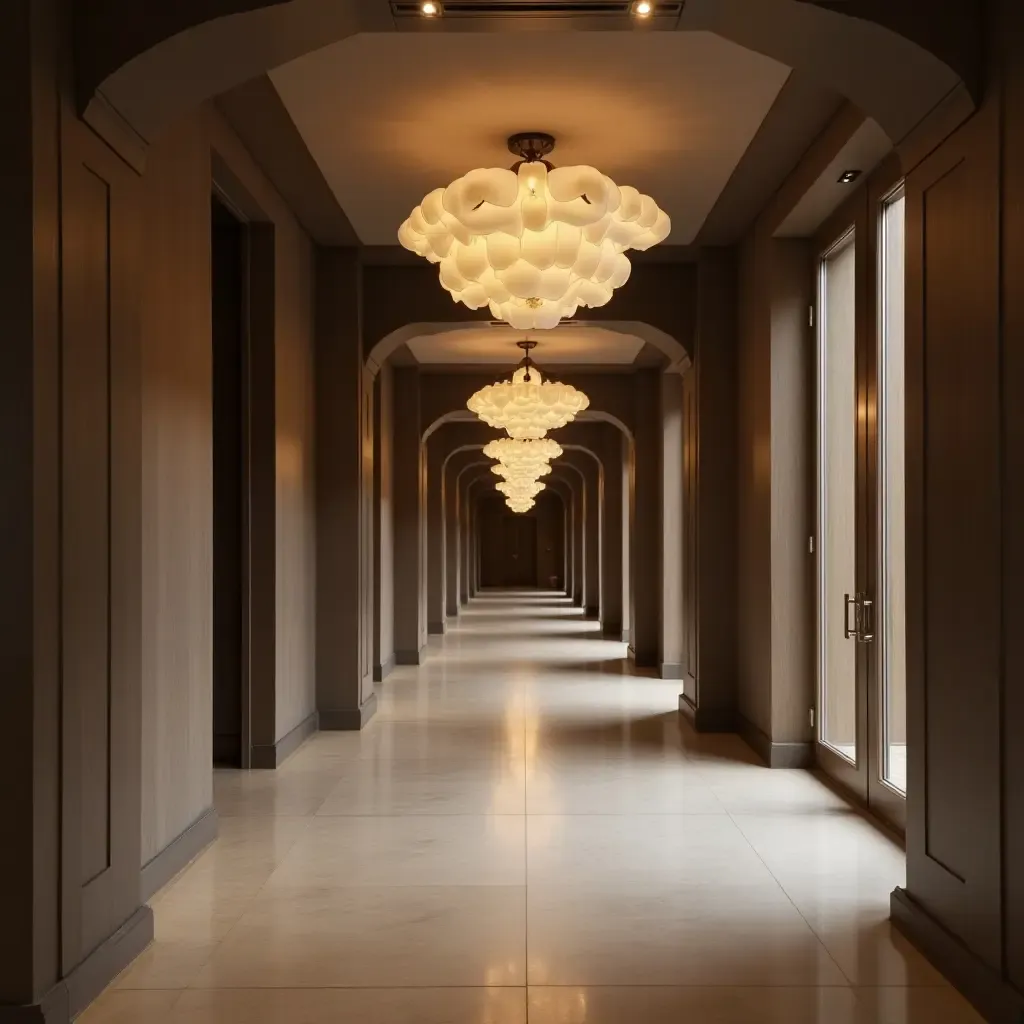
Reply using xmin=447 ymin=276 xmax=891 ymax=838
xmin=736 ymin=714 xmax=813 ymax=769
xmin=427 ymin=620 xmax=446 ymax=635
xmin=320 ymin=692 xmax=378 ymax=730
xmin=601 ymin=621 xmax=623 ymax=639
xmin=373 ymin=654 xmax=395 ymax=682
xmin=395 ymin=644 xmax=427 ymax=666
xmin=891 ymin=887 xmax=1024 ymax=1024
xmin=251 ymin=710 xmax=320 ymax=768
xmin=585 ymin=605 xmax=600 ymax=620
xmin=659 ymin=662 xmax=686 ymax=680
xmin=677 ymin=693 xmax=735 ymax=732
xmin=0 ymin=905 xmax=155 ymax=1023
xmin=141 ymin=807 xmax=219 ymax=901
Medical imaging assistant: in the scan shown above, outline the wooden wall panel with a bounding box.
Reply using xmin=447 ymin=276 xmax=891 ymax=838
xmin=60 ymin=115 xmax=143 ymax=971
xmin=904 ymin=101 xmax=1002 ymax=970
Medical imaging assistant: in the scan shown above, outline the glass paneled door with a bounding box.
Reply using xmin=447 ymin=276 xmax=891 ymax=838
xmin=814 ymin=185 xmax=907 ymax=831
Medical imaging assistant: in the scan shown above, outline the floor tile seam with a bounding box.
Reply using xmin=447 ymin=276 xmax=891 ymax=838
xmin=724 ymin=808 xmax=856 ymax=987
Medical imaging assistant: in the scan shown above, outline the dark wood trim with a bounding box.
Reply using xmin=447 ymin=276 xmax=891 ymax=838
xmin=427 ymin=621 xmax=447 ymax=635
xmin=250 ymin=711 xmax=319 ymax=770
xmin=395 ymin=645 xmax=427 ymax=666
xmin=373 ymin=654 xmax=396 ymax=683
xmin=0 ymin=906 xmax=154 ymax=1023
xmin=140 ymin=808 xmax=219 ymax=901
xmin=319 ymin=694 xmax=378 ymax=732
xmin=891 ymin=888 xmax=1024 ymax=1024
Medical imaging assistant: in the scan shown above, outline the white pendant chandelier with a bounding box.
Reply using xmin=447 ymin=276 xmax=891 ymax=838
xmin=469 ymin=342 xmax=588 ymax=439
xmin=506 ymin=496 xmax=536 ymax=514
xmin=399 ymin=133 xmax=670 ymax=330
xmin=484 ymin=436 xmax=562 ymax=514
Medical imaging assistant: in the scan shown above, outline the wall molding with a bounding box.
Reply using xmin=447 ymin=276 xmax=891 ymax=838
xmin=320 ymin=692 xmax=378 ymax=731
xmin=140 ymin=807 xmax=219 ymax=902
xmin=251 ymin=711 xmax=320 ymax=769
xmin=891 ymin=887 xmax=1024 ymax=1023
xmin=0 ymin=906 xmax=154 ymax=1023
xmin=737 ymin=715 xmax=814 ymax=769
xmin=373 ymin=654 xmax=395 ymax=682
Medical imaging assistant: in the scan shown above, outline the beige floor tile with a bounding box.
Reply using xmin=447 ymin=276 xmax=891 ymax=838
xmin=113 ymin=940 xmax=219 ymax=990
xmin=262 ymin=813 xmax=525 ymax=888
xmin=192 ymin=885 xmax=527 ymax=988
xmin=316 ymin=757 xmax=526 ymax=815
xmin=168 ymin=987 xmax=526 ymax=1023
xmin=526 ymin=882 xmax=850 ymax=986
xmin=525 ymin=814 xmax=768 ymax=886
xmin=78 ymin=990 xmax=181 ymax=1024
xmin=854 ymin=986 xmax=987 ymax=1023
xmin=528 ymin=986 xmax=867 ymax=1023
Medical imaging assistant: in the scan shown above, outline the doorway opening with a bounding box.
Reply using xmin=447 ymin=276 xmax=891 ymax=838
xmin=211 ymin=194 xmax=248 ymax=768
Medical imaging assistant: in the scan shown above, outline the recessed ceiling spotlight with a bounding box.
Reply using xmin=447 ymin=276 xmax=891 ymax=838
xmin=420 ymin=0 xmax=440 ymax=14
xmin=838 ymin=169 xmax=862 ymax=185
xmin=633 ymin=0 xmax=653 ymax=15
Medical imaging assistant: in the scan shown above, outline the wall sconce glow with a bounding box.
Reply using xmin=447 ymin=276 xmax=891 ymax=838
xmin=398 ymin=133 xmax=670 ymax=330
xmin=468 ymin=342 xmax=589 ymax=439
xmin=633 ymin=0 xmax=653 ymax=16
xmin=420 ymin=0 xmax=440 ymax=14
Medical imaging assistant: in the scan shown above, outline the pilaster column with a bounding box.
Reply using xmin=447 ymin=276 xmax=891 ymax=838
xmin=373 ymin=364 xmax=394 ymax=681
xmin=392 ymin=367 xmax=425 ymax=664
xmin=426 ymin=434 xmax=447 ymax=634
xmin=632 ymin=369 xmax=663 ymax=667
xmin=316 ymin=248 xmax=376 ymax=726
xmin=600 ymin=426 xmax=625 ymax=638
xmin=660 ymin=373 xmax=686 ymax=678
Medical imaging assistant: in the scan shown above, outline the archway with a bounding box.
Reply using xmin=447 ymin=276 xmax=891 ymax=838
xmin=80 ymin=2 xmax=976 ymax=168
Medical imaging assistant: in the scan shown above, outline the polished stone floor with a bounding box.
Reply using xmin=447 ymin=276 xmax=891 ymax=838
xmin=84 ymin=591 xmax=983 ymax=1023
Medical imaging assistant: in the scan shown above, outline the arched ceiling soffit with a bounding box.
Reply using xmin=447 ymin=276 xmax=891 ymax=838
xmin=366 ymin=305 xmax=692 ymax=376
xmin=370 ymin=321 xmax=688 ymax=376
xmin=82 ymin=1 xmax=975 ymax=168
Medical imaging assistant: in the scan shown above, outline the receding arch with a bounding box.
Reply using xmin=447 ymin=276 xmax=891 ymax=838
xmin=81 ymin=2 xmax=977 ymax=167
xmin=368 ymin=321 xmax=691 ymax=378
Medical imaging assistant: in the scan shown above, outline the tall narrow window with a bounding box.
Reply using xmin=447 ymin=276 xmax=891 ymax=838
xmin=879 ymin=187 xmax=907 ymax=793
xmin=818 ymin=229 xmax=858 ymax=763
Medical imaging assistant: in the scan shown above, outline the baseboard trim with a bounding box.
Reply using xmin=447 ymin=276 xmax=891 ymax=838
xmin=250 ymin=710 xmax=319 ymax=769
xmin=427 ymin=620 xmax=446 ymax=635
xmin=140 ymin=807 xmax=219 ymax=901
xmin=736 ymin=714 xmax=813 ymax=768
xmin=373 ymin=654 xmax=395 ymax=682
xmin=395 ymin=645 xmax=426 ymax=666
xmin=891 ymin=887 xmax=1024 ymax=1023
xmin=585 ymin=606 xmax=600 ymax=620
xmin=677 ymin=693 xmax=736 ymax=733
xmin=659 ymin=662 xmax=685 ymax=680
xmin=320 ymin=692 xmax=378 ymax=731
xmin=0 ymin=905 xmax=155 ymax=1023
xmin=601 ymin=621 xmax=622 ymax=639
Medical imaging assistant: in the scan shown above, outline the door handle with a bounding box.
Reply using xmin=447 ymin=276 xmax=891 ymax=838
xmin=844 ymin=593 xmax=857 ymax=640
xmin=857 ymin=597 xmax=874 ymax=643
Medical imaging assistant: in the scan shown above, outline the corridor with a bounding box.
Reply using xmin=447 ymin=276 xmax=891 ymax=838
xmin=86 ymin=593 xmax=979 ymax=1024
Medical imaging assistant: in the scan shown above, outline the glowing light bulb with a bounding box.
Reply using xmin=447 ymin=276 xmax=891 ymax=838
xmin=634 ymin=0 xmax=652 ymax=14
xmin=421 ymin=1 xmax=439 ymax=14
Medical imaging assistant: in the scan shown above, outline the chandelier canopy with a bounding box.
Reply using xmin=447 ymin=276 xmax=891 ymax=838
xmin=399 ymin=133 xmax=670 ymax=330
xmin=469 ymin=342 xmax=588 ymax=439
